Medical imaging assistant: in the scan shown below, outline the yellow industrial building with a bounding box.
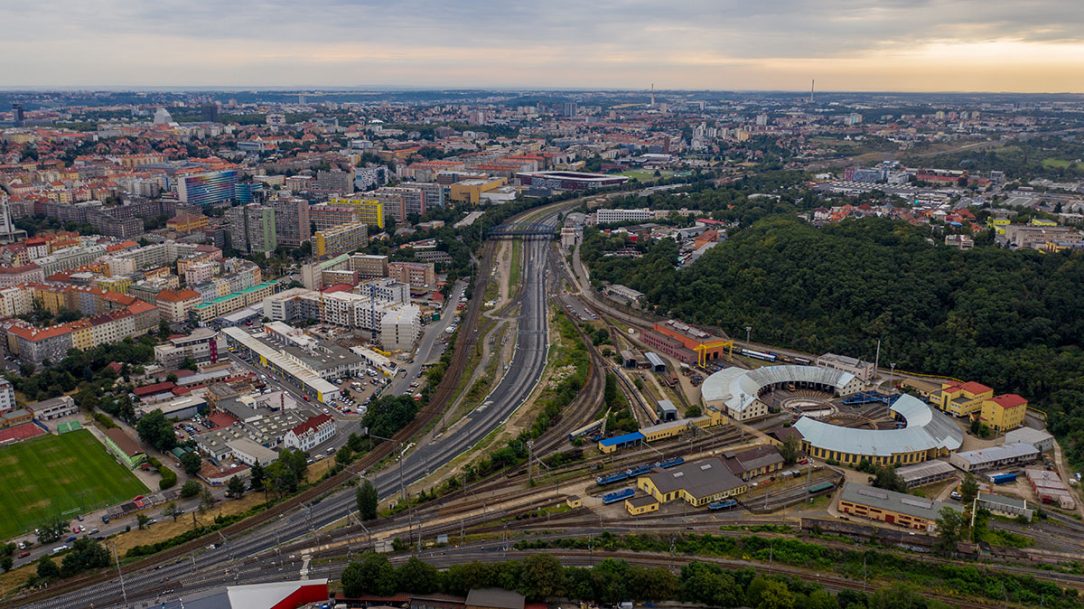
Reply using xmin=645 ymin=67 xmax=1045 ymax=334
xmin=625 ymin=495 xmax=660 ymax=516
xmin=980 ymin=394 xmax=1028 ymax=433
xmin=450 ymin=177 xmax=507 ymax=205
xmin=933 ymin=380 xmax=1028 ymax=433
xmin=636 ymin=457 xmax=747 ymax=507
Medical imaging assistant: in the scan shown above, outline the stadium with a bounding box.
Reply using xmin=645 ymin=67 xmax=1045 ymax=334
xmin=515 ymin=170 xmax=629 ymax=191
xmin=702 ymin=364 xmax=963 ymax=466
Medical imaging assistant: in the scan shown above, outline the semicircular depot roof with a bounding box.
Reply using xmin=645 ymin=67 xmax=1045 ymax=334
xmin=701 ymin=364 xmax=857 ymax=415
xmin=793 ymin=394 xmax=963 ymax=457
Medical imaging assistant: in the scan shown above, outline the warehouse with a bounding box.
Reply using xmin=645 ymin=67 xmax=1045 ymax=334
xmin=839 ymin=483 xmax=959 ymax=532
xmin=656 ymin=400 xmax=678 ymax=422
xmin=625 ymin=495 xmax=660 ymax=516
xmin=702 ymin=364 xmax=863 ymax=422
xmin=1004 ymin=427 xmax=1055 ymax=453
xmin=598 ymin=431 xmax=644 ymax=454
xmin=948 ymin=442 xmax=1040 ymax=473
xmin=644 ymin=352 xmax=667 ymax=372
xmin=895 ymin=460 xmax=958 ymax=488
xmin=636 ymin=457 xmax=747 ymax=507
xmin=793 ymin=394 xmax=963 ymax=466
xmin=977 ymin=492 xmax=1034 ymax=522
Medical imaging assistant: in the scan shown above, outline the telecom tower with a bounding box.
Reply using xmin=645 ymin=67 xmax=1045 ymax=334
xmin=809 ymin=80 xmax=815 ymax=104
xmin=650 ymin=83 xmax=655 ymax=107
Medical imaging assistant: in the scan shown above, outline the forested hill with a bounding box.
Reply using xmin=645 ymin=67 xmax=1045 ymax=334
xmin=584 ymin=217 xmax=1084 ymax=462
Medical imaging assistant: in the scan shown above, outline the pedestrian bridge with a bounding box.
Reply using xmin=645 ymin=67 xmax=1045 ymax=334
xmin=486 ymin=222 xmax=558 ymax=240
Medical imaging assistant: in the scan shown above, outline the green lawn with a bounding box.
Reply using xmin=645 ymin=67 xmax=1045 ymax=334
xmin=1041 ymin=157 xmax=1075 ymax=169
xmin=509 ymin=239 xmax=523 ymax=291
xmin=619 ymin=169 xmax=673 ymax=182
xmin=0 ymin=430 xmax=147 ymax=540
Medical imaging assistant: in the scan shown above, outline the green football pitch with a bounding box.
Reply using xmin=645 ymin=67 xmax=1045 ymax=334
xmin=0 ymin=429 xmax=147 ymax=540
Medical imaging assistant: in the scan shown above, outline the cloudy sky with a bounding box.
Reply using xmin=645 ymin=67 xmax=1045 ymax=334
xmin=2 ymin=0 xmax=1082 ymax=91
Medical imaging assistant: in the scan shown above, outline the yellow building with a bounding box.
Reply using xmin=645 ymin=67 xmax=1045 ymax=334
xmin=328 ymin=196 xmax=385 ymax=229
xmin=450 ymin=177 xmax=507 ymax=205
xmin=167 ymin=213 xmax=210 ymax=233
xmin=70 ymin=321 xmax=94 ymax=351
xmin=1029 ymin=218 xmax=1057 ymax=227
xmin=933 ymin=381 xmax=993 ymax=417
xmin=625 ymin=496 xmax=660 ymax=515
xmin=987 ymin=217 xmax=1011 ymax=235
xmin=980 ymin=394 xmax=1028 ymax=434
xmin=95 ymin=276 xmax=132 ymax=294
xmin=636 ymin=457 xmax=747 ymax=507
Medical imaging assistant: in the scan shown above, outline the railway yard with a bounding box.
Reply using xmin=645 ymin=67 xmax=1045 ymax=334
xmin=6 ymin=196 xmax=1084 ymax=609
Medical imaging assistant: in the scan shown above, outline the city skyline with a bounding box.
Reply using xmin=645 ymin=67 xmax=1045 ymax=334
xmin=2 ymin=0 xmax=1083 ymax=92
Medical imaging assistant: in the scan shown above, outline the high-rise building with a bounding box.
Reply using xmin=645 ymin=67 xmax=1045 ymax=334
xmin=326 ymin=196 xmax=384 ymax=229
xmin=313 ymin=222 xmax=368 ymax=257
xmin=309 ymin=204 xmax=364 ymax=232
xmin=272 ymin=198 xmax=312 ymax=247
xmin=372 ymin=187 xmax=425 ymax=224
xmin=316 ymin=170 xmax=354 ymax=195
xmin=409 ymin=182 xmax=444 ymax=208
xmin=11 ymin=103 xmax=25 ymax=126
xmin=177 ymin=170 xmax=239 ymax=207
xmin=227 ymin=204 xmax=277 ymax=255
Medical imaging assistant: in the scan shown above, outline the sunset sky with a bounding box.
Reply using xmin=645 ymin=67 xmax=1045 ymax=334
xmin=2 ymin=0 xmax=1082 ymax=91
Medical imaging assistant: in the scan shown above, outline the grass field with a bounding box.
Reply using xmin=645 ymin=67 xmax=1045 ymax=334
xmin=509 ymin=239 xmax=522 ymax=291
xmin=619 ymin=169 xmax=673 ymax=182
xmin=0 ymin=429 xmax=147 ymax=540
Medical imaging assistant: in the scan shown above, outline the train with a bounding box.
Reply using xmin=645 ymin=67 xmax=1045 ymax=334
xmin=807 ymin=481 xmax=836 ymax=494
xmin=596 ymin=463 xmax=654 ymax=486
xmin=568 ymin=417 xmax=606 ymax=443
xmin=738 ymin=348 xmax=777 ymax=362
xmin=602 ymin=488 xmax=635 ymax=505
xmin=708 ymin=499 xmax=738 ymax=511
xmin=596 ymin=458 xmax=685 ymax=486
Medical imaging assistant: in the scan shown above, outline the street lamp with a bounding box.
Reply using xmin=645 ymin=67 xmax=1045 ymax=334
xmin=745 ymin=326 xmax=752 ymax=344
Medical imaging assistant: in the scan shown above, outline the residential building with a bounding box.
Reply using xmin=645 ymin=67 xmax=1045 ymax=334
xmin=350 ymin=254 xmax=388 ymax=279
xmin=227 ymin=204 xmax=277 ymax=255
xmin=316 ymin=170 xmax=354 ymax=195
xmin=309 ymin=204 xmax=365 ymax=232
xmin=313 ymin=222 xmax=368 ymax=257
xmin=380 ymin=304 xmax=421 ymax=351
xmin=155 ymin=288 xmax=202 ymax=323
xmin=192 ymin=280 xmax=277 ymax=323
xmin=944 ymin=234 xmax=974 ymax=250
xmin=271 ymin=198 xmax=312 ymax=247
xmin=153 ymin=327 xmax=219 ymax=367
xmin=283 ymin=413 xmax=337 ymax=452
xmin=167 ymin=212 xmax=210 ymax=233
xmin=326 ymin=196 xmax=384 ymax=229
xmin=372 ymin=186 xmax=426 ymax=223
xmin=388 ymin=261 xmax=436 ymax=290
xmin=838 ymin=483 xmax=959 ymax=532
xmin=0 ymin=378 xmax=14 ymax=414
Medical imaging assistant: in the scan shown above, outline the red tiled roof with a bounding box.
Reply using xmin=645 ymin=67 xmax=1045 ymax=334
xmin=944 ymin=381 xmax=993 ymax=395
xmin=134 ymin=381 xmax=175 ymax=396
xmin=291 ymin=413 xmax=333 ymax=436
xmin=988 ymin=394 xmax=1027 ymax=409
xmin=127 ymin=300 xmax=157 ymax=315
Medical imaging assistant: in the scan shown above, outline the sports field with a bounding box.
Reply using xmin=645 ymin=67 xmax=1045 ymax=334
xmin=0 ymin=429 xmax=147 ymax=540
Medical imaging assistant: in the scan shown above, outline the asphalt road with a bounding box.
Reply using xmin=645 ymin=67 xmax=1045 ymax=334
xmin=386 ymin=281 xmax=466 ymax=397
xmin=17 ymin=215 xmax=559 ymax=609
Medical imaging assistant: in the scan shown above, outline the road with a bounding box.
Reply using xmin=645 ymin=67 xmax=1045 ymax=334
xmin=386 ymin=281 xmax=465 ymax=397
xmin=13 ymin=213 xmax=561 ymax=609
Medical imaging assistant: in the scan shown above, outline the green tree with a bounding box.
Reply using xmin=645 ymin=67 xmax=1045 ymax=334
xmin=36 ymin=557 xmax=59 ymax=581
xmin=226 ymin=475 xmax=247 ymax=499
xmin=136 ymin=409 xmax=177 ymax=452
xmin=960 ymin=473 xmax=979 ymax=506
xmin=249 ymin=461 xmax=265 ymax=491
xmin=746 ymin=577 xmax=794 ymax=609
xmin=341 ymin=552 xmax=396 ymax=597
xmin=518 ymin=554 xmax=565 ymax=600
xmin=934 ymin=506 xmax=964 ymax=556
xmin=199 ymin=486 xmax=216 ymax=513
xmin=806 ymin=589 xmax=836 ymax=609
xmin=869 ymin=584 xmax=927 ymax=609
xmin=180 ymin=479 xmax=201 ymax=498
xmin=59 ymin=538 xmax=109 ymax=577
xmin=36 ymin=517 xmax=67 ymax=544
xmin=162 ymin=502 xmax=183 ymax=522
xmin=680 ymin=562 xmax=741 ymax=607
xmin=356 ymin=478 xmax=379 ymax=521
xmin=780 ymin=435 xmax=801 ymax=466
xmin=336 ymin=446 xmax=354 ymax=467
xmin=136 ymin=514 xmax=150 ymax=530
xmin=396 ymin=556 xmax=439 ymax=593
xmin=180 ymin=451 xmax=202 ymax=476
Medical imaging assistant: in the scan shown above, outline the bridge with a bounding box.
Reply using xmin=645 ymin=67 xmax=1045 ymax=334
xmin=486 ymin=221 xmax=558 ymax=240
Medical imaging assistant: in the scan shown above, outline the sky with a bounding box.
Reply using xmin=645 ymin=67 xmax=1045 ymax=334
xmin=2 ymin=0 xmax=1083 ymax=92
